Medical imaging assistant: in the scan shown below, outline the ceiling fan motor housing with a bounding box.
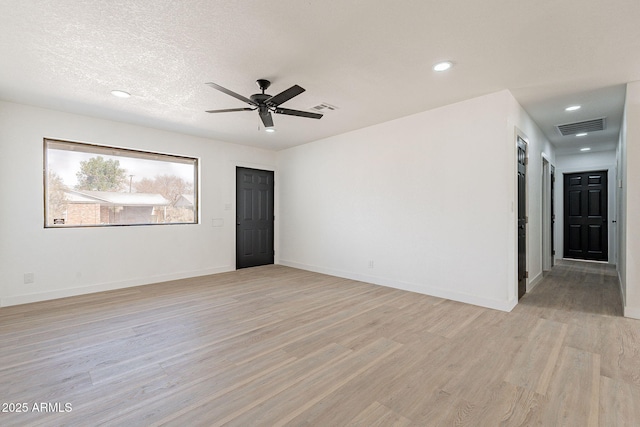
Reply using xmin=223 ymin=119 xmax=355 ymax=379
xmin=256 ymin=79 xmax=271 ymax=92
xmin=250 ymin=93 xmax=271 ymax=105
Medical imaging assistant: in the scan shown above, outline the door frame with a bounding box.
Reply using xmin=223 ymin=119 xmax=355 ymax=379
xmin=555 ymin=163 xmax=616 ymax=264
xmin=233 ymin=163 xmax=277 ymax=269
xmin=515 ymin=131 xmax=529 ymax=300
xmin=542 ymin=155 xmax=555 ymax=271
xmin=563 ymin=170 xmax=609 ymax=261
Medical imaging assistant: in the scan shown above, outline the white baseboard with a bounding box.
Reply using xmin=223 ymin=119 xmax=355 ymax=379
xmin=618 ymin=268 xmax=627 ymax=307
xmin=527 ymin=271 xmax=544 ymax=292
xmin=614 ymin=269 xmax=639 ymax=319
xmin=624 ymin=306 xmax=640 ymax=320
xmin=0 ymin=266 xmax=234 ymax=307
xmin=279 ymin=260 xmax=517 ymax=312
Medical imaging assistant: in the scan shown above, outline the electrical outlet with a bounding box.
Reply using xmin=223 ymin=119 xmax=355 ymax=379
xmin=24 ymin=272 xmax=34 ymax=284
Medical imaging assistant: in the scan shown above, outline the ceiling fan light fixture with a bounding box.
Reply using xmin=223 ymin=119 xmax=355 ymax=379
xmin=565 ymin=105 xmax=581 ymax=111
xmin=433 ymin=61 xmax=453 ymax=72
xmin=111 ymin=90 xmax=131 ymax=98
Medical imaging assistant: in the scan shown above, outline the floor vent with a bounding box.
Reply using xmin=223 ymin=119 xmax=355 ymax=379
xmin=556 ymin=117 xmax=606 ymax=136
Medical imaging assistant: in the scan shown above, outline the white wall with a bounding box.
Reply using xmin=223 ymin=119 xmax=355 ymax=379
xmin=621 ymin=81 xmax=640 ymax=319
xmin=277 ymin=90 xmax=552 ymax=311
xmin=0 ymin=101 xmax=276 ymax=306
xmin=554 ymin=150 xmax=618 ymax=265
xmin=617 ymin=108 xmax=627 ymax=307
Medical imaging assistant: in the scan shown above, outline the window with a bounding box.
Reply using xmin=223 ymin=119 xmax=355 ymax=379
xmin=44 ymin=139 xmax=198 ymax=227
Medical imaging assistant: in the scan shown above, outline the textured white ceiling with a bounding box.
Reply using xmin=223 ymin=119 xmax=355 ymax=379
xmin=1 ymin=0 xmax=639 ymax=152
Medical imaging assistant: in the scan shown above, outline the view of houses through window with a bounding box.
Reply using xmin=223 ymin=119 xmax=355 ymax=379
xmin=44 ymin=139 xmax=198 ymax=227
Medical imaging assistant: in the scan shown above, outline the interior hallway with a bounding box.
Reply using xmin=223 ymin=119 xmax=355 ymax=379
xmin=517 ymin=259 xmax=623 ymax=317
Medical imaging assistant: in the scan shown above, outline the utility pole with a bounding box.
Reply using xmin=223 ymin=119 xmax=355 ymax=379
xmin=129 ymin=175 xmax=134 ymax=193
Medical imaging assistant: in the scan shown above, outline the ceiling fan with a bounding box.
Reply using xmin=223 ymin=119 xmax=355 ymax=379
xmin=205 ymin=79 xmax=323 ymax=130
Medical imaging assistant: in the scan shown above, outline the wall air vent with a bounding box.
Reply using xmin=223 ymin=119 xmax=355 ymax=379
xmin=556 ymin=117 xmax=606 ymax=136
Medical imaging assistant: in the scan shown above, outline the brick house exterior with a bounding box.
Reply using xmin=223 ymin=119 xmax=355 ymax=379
xmin=58 ymin=190 xmax=170 ymax=226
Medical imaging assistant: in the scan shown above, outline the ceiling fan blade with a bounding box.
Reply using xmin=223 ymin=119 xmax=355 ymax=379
xmin=205 ymin=107 xmax=255 ymax=113
xmin=205 ymin=82 xmax=255 ymax=105
xmin=266 ymin=85 xmax=305 ymax=107
xmin=274 ymin=107 xmax=323 ymax=119
xmin=259 ymin=111 xmax=274 ymax=128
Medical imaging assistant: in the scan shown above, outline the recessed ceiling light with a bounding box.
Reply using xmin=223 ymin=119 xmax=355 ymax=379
xmin=576 ymin=132 xmax=588 ymax=137
xmin=111 ymin=90 xmax=131 ymax=98
xmin=580 ymin=147 xmax=591 ymax=151
xmin=265 ymin=127 xmax=276 ymax=133
xmin=565 ymin=105 xmax=581 ymax=111
xmin=433 ymin=61 xmax=453 ymax=72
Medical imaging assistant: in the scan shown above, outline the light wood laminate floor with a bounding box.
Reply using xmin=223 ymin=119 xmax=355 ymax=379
xmin=1 ymin=260 xmax=638 ymax=426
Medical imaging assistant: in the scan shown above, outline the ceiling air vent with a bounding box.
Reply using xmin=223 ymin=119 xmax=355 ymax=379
xmin=556 ymin=117 xmax=606 ymax=136
xmin=310 ymin=102 xmax=338 ymax=113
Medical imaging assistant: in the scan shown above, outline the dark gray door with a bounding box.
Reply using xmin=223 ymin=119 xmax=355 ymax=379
xmin=236 ymin=167 xmax=274 ymax=269
xmin=563 ymin=171 xmax=608 ymax=261
xmin=551 ymin=165 xmax=555 ymax=267
xmin=517 ymin=137 xmax=527 ymax=299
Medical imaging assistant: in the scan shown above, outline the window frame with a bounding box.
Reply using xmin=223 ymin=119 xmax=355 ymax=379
xmin=43 ymin=138 xmax=199 ymax=228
